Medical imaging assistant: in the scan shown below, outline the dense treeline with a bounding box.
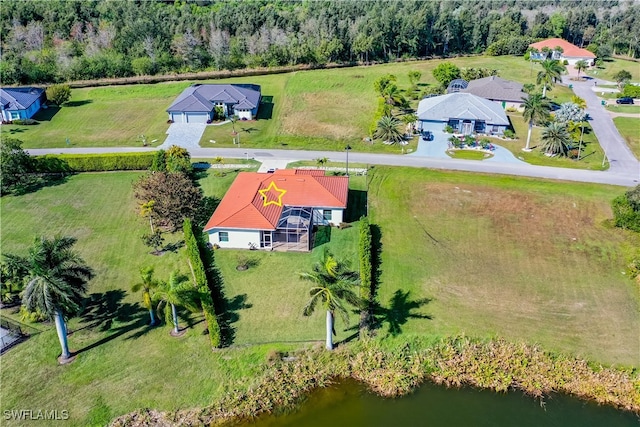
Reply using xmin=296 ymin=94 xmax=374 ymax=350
xmin=1 ymin=0 xmax=639 ymax=85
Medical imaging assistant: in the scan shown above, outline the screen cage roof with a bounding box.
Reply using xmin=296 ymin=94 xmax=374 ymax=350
xmin=276 ymin=206 xmax=312 ymax=231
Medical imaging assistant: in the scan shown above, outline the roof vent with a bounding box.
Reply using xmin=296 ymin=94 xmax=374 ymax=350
xmin=296 ymin=178 xmax=305 ymax=182
xmin=277 ymin=178 xmax=286 ymax=181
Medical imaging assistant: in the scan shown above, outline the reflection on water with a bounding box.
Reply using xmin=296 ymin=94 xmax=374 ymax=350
xmin=243 ymin=379 xmax=639 ymax=427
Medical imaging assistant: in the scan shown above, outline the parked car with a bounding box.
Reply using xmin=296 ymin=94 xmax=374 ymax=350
xmin=616 ymin=97 xmax=634 ymax=105
xmin=421 ymin=130 xmax=433 ymax=141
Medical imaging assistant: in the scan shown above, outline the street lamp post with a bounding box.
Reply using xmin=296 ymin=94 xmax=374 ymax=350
xmin=345 ymin=145 xmax=352 ymax=176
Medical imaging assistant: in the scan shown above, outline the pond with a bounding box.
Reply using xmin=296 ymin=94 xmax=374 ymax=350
xmin=243 ymin=379 xmax=639 ymax=427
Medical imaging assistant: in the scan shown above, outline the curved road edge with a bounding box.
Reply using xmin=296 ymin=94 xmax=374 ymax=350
xmin=26 ymin=146 xmax=639 ymax=188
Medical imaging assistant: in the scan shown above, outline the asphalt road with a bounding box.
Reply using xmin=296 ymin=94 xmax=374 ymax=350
xmin=27 ymin=146 xmax=639 ymax=187
xmin=26 ymin=77 xmax=639 ymax=188
xmin=566 ymin=75 xmax=640 ymax=177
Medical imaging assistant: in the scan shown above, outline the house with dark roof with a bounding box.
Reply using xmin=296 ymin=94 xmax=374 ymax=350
xmin=167 ymin=84 xmax=261 ymax=123
xmin=461 ymin=76 xmax=528 ymax=110
xmin=204 ymin=169 xmax=348 ymax=251
xmin=417 ymin=92 xmax=510 ymax=136
xmin=1 ymin=87 xmax=46 ymax=122
xmin=529 ymin=38 xmax=596 ymax=66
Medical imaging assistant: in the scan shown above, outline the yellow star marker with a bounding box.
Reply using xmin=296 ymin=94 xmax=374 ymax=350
xmin=259 ymin=181 xmax=287 ymax=207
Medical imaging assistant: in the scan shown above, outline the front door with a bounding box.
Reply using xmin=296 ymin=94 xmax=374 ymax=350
xmin=261 ymin=231 xmax=272 ymax=248
xmin=462 ymin=121 xmax=473 ymax=135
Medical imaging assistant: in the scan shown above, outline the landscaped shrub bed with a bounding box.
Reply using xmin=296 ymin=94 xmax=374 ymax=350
xmin=110 ymin=336 xmax=640 ymax=426
xmin=35 ymin=152 xmax=155 ymax=172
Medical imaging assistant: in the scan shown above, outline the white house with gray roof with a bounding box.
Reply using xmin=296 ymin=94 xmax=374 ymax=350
xmin=1 ymin=87 xmax=46 ymax=122
xmin=167 ymin=84 xmax=261 ymax=123
xmin=461 ymin=76 xmax=527 ymax=110
xmin=417 ymin=93 xmax=510 ymax=136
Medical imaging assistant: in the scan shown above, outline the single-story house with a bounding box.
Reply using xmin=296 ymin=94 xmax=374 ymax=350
xmin=461 ymin=76 xmax=528 ymax=110
xmin=416 ymin=92 xmax=510 ymax=136
xmin=167 ymin=84 xmax=261 ymax=123
xmin=529 ymin=38 xmax=596 ymax=66
xmin=204 ymin=169 xmax=348 ymax=251
xmin=1 ymin=87 xmax=46 ymax=122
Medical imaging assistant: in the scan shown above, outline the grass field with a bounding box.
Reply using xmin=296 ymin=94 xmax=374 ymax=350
xmin=367 ymin=167 xmax=639 ymax=367
xmin=606 ymin=105 xmax=640 ymax=114
xmin=586 ymin=58 xmax=640 ymax=82
xmin=494 ymin=114 xmax=607 ymax=170
xmin=613 ymin=117 xmax=640 ymax=158
xmin=1 ymin=167 xmax=638 ymax=426
xmin=1 ymin=56 xmax=595 ymax=161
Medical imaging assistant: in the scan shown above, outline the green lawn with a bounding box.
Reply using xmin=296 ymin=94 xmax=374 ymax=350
xmin=446 ymin=149 xmax=492 ymax=160
xmin=0 ymin=83 xmax=190 ymax=148
xmin=606 ymin=105 xmax=640 ymax=114
xmin=492 ymin=113 xmax=608 ymax=170
xmin=586 ymin=58 xmax=640 ymax=82
xmin=2 ymin=55 xmax=591 ymax=158
xmin=613 ymin=117 xmax=640 ymax=159
xmin=367 ymin=167 xmax=639 ymax=367
xmin=1 ymin=168 xmax=638 ymax=425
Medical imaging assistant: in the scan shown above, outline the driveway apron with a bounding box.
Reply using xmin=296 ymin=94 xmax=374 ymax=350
xmin=160 ymin=123 xmax=207 ymax=150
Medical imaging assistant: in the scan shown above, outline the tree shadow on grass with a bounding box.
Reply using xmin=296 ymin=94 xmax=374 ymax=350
xmin=63 ymin=100 xmax=93 ymax=108
xmin=345 ymin=189 xmax=368 ymax=222
xmin=200 ymin=241 xmax=252 ymax=347
xmin=33 ymin=106 xmax=60 ymax=121
xmin=257 ymin=95 xmax=274 ymax=120
xmin=73 ymin=290 xmax=149 ymax=355
xmin=370 ymin=290 xmax=432 ymax=337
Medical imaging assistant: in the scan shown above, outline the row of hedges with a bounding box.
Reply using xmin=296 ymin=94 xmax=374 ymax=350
xmin=35 ymin=152 xmax=155 ymax=172
xmin=183 ymin=217 xmax=221 ymax=348
xmin=368 ymin=98 xmax=391 ymax=137
xmin=358 ymin=216 xmax=373 ymax=333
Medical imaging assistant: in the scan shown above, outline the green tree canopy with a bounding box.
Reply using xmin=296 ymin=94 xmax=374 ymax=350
xmin=0 ymin=138 xmax=34 ymax=195
xmin=432 ymin=62 xmax=461 ymax=87
xmin=46 ymin=84 xmax=71 ymax=106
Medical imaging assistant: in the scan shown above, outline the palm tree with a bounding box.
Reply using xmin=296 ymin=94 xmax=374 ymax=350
xmin=574 ymin=60 xmax=588 ymax=78
xmin=536 ymin=59 xmax=565 ymax=98
xmin=132 ymin=266 xmax=159 ymax=325
xmin=4 ymin=236 xmax=93 ymax=361
xmin=541 ymin=121 xmax=572 ymax=156
xmin=140 ymin=200 xmax=155 ymax=234
xmin=522 ymin=94 xmax=551 ymax=151
xmin=374 ymin=116 xmax=405 ymax=145
xmin=300 ymin=249 xmax=360 ymax=350
xmin=153 ymin=271 xmax=199 ymax=335
xmin=571 ymin=95 xmax=587 ymax=110
xmin=382 ymin=83 xmax=405 ymax=106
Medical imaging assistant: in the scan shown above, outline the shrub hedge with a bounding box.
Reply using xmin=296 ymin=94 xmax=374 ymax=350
xmin=183 ymin=217 xmax=221 ymax=348
xmin=34 ymin=152 xmax=155 ymax=172
xmin=358 ymin=217 xmax=374 ymax=334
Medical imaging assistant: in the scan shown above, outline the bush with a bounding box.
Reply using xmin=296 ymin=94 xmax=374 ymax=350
xmin=12 ymin=119 xmax=38 ymax=125
xmin=443 ymin=125 xmax=454 ymax=133
xmin=46 ymin=84 xmax=71 ymax=106
xmin=183 ymin=218 xmax=221 ymax=348
xmin=612 ymin=186 xmax=640 ymax=233
xmin=622 ymin=85 xmax=640 ymax=98
xmin=368 ymin=97 xmax=391 ymax=137
xmin=34 ymin=152 xmax=155 ymax=172
xmin=503 ymin=129 xmax=516 ymax=139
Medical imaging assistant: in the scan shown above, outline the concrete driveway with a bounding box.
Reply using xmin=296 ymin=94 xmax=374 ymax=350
xmin=411 ymin=126 xmax=525 ymax=164
xmin=159 ymin=123 xmax=206 ymax=150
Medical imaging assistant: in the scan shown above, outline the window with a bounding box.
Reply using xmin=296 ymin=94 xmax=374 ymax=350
xmin=219 ymin=231 xmax=229 ymax=242
xmin=323 ymin=210 xmax=332 ymax=221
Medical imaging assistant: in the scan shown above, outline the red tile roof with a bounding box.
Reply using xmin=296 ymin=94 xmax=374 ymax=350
xmin=204 ymin=169 xmax=348 ymax=231
xmin=529 ymin=38 xmax=595 ymax=58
